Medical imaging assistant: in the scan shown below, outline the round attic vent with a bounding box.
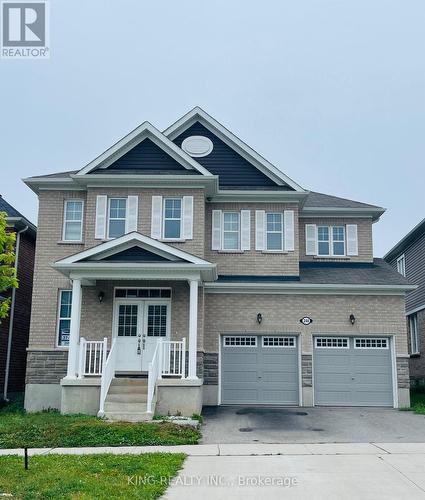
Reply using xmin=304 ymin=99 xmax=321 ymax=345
xmin=181 ymin=136 xmax=213 ymax=157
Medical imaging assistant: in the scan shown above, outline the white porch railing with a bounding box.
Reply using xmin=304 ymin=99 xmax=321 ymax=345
xmin=161 ymin=339 xmax=186 ymax=377
xmin=147 ymin=339 xmax=186 ymax=413
xmin=78 ymin=338 xmax=107 ymax=377
xmin=98 ymin=338 xmax=117 ymax=416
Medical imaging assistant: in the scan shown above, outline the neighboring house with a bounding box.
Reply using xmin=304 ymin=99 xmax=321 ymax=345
xmin=0 ymin=195 xmax=36 ymax=401
xmin=384 ymin=219 xmax=425 ymax=387
xmin=23 ymin=107 xmax=414 ymax=420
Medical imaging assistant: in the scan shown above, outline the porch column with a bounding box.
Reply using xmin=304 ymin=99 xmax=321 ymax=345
xmin=187 ymin=279 xmax=199 ymax=380
xmin=65 ymin=278 xmax=82 ymax=379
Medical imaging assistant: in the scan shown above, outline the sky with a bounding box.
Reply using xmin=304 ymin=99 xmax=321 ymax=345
xmin=1 ymin=0 xmax=424 ymax=256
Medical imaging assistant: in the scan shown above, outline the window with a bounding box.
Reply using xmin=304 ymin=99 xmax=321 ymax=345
xmin=57 ymin=290 xmax=72 ymax=346
xmin=354 ymin=338 xmax=388 ymax=349
xmin=108 ymin=198 xmax=127 ymax=238
xmin=117 ymin=304 xmax=138 ymax=337
xmin=223 ymin=336 xmax=257 ymax=347
xmin=317 ymin=226 xmax=345 ymax=256
xmin=266 ymin=213 xmax=283 ymax=250
xmin=147 ymin=305 xmax=168 ymax=337
xmin=263 ymin=336 xmax=295 ymax=347
xmin=397 ymin=254 xmax=406 ymax=277
xmin=409 ymin=314 xmax=419 ymax=354
xmin=163 ymin=198 xmax=182 ymax=239
xmin=222 ymin=212 xmax=240 ymax=250
xmin=63 ymin=200 xmax=83 ymax=241
xmin=315 ymin=337 xmax=349 ymax=348
xmin=115 ymin=288 xmax=171 ymax=298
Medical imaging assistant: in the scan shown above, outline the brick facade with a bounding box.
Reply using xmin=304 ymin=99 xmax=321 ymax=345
xmin=0 ymin=229 xmax=35 ymax=397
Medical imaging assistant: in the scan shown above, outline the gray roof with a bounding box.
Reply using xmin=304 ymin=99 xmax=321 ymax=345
xmin=217 ymin=259 xmax=412 ymax=287
xmin=30 ymin=170 xmax=77 ymax=179
xmin=299 ymin=259 xmax=411 ymax=286
xmin=0 ymin=195 xmax=25 ymax=218
xmin=304 ymin=191 xmax=383 ymax=210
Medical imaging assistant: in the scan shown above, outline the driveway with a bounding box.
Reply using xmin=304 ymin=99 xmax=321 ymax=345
xmin=201 ymin=406 xmax=425 ymax=444
xmin=165 ymin=445 xmax=425 ymax=499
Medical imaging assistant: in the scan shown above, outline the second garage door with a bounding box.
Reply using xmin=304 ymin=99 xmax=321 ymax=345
xmin=221 ymin=335 xmax=299 ymax=405
xmin=313 ymin=336 xmax=394 ymax=406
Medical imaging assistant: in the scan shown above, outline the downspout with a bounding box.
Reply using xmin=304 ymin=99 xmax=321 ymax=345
xmin=3 ymin=225 xmax=28 ymax=401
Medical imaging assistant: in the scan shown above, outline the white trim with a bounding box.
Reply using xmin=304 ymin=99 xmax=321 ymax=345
xmin=162 ymin=197 xmax=183 ymax=240
xmin=204 ymin=282 xmax=416 ymax=295
xmin=223 ymin=336 xmax=257 ymax=347
xmin=164 ymin=106 xmax=305 ymax=191
xmin=391 ymin=336 xmax=399 ymax=409
xmin=408 ymin=313 xmax=419 ymax=355
xmin=317 ymin=225 xmax=346 ymax=257
xmin=55 ymin=231 xmax=212 ymax=266
xmin=354 ymin=337 xmax=389 ymax=349
xmin=62 ymin=199 xmax=84 ymax=243
xmin=107 ymin=197 xmax=127 ymax=240
xmin=222 ymin=211 xmax=240 ymax=251
xmin=262 ymin=336 xmax=296 ymax=348
xmin=314 ymin=337 xmax=350 ymax=349
xmin=265 ymin=212 xmax=284 ymax=251
xmin=76 ymin=121 xmax=213 ymax=177
xmin=56 ymin=289 xmax=72 ymax=348
xmin=397 ymin=254 xmax=406 ymax=277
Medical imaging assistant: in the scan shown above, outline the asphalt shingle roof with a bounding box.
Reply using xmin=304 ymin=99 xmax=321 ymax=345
xmin=0 ymin=195 xmax=25 ymax=218
xmin=304 ymin=191 xmax=383 ymax=210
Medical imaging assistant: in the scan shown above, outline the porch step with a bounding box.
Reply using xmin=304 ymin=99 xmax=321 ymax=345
xmin=104 ymin=412 xmax=153 ymax=423
xmin=106 ymin=393 xmax=148 ymax=404
xmin=103 ymin=376 xmax=153 ymax=422
xmin=110 ymin=377 xmax=148 ymax=386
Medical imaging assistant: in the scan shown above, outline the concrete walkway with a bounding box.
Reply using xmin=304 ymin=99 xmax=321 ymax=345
xmin=3 ymin=443 xmax=425 ymax=499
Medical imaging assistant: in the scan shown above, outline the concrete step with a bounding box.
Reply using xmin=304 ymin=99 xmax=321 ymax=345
xmin=111 ymin=377 xmax=148 ymax=386
xmin=105 ymin=393 xmax=148 ymax=404
xmin=108 ymin=384 xmax=148 ymax=395
xmin=104 ymin=401 xmax=149 ymax=413
xmin=104 ymin=411 xmax=153 ymax=422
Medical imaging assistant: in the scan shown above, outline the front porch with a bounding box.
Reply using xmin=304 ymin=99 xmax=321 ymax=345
xmin=52 ymin=233 xmax=216 ymax=419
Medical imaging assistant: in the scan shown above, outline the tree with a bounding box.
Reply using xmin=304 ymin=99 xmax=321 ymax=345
xmin=0 ymin=211 xmax=18 ymax=320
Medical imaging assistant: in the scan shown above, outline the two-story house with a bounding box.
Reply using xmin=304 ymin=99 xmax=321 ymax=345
xmin=0 ymin=195 xmax=36 ymax=402
xmin=385 ymin=219 xmax=425 ymax=387
xmin=23 ymin=107 xmax=414 ymax=420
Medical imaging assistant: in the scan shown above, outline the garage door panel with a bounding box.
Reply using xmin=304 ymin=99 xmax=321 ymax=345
xmin=314 ymin=336 xmax=394 ymax=407
xmin=221 ymin=335 xmax=299 ymax=405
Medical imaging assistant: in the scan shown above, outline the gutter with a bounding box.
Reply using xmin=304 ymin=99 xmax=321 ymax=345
xmin=3 ymin=224 xmax=28 ymax=401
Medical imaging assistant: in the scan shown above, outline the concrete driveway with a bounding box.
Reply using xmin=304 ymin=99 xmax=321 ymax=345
xmin=165 ymin=444 xmax=425 ymax=499
xmin=201 ymin=406 xmax=425 ymax=444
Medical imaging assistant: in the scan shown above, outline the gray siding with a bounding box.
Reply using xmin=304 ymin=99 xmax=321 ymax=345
xmin=389 ymin=232 xmax=425 ymax=312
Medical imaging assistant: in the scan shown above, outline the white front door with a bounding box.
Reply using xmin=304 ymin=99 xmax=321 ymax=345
xmin=114 ymin=300 xmax=170 ymax=372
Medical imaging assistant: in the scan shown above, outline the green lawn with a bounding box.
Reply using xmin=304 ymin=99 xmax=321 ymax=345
xmin=0 ymin=401 xmax=200 ymax=449
xmin=409 ymin=390 xmax=425 ymax=415
xmin=0 ymin=453 xmax=185 ymax=499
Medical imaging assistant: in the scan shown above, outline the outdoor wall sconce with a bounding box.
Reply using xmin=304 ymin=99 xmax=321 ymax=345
xmin=98 ymin=291 xmax=105 ymax=303
xmin=257 ymin=313 xmax=263 ymax=324
xmin=349 ymin=314 xmax=356 ymax=325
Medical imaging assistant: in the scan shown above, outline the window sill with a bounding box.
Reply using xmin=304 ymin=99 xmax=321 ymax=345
xmin=217 ymin=250 xmax=244 ymax=254
xmin=410 ymin=352 xmax=421 ymax=358
xmin=261 ymin=250 xmax=289 ymax=254
xmin=58 ymin=240 xmax=84 ymax=245
xmin=159 ymin=238 xmax=186 ymax=243
xmin=313 ymin=255 xmax=350 ymax=260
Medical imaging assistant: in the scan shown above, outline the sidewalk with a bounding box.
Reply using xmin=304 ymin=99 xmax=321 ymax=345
xmin=2 ymin=441 xmax=425 ymax=456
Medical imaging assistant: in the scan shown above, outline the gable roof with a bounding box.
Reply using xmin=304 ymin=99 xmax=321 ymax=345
xmin=384 ymin=218 xmax=425 ymax=262
xmin=76 ymin=121 xmax=213 ymax=177
xmin=0 ymin=195 xmax=37 ymax=235
xmin=172 ymin=121 xmax=291 ymax=189
xmin=164 ymin=107 xmax=305 ymax=191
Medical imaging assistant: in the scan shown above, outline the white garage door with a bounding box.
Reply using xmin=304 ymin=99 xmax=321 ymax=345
xmin=314 ymin=336 xmax=394 ymax=406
